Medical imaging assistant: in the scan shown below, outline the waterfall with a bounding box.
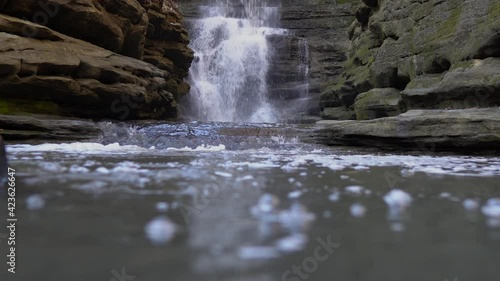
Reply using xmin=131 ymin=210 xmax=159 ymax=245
xmin=183 ymin=0 xmax=287 ymax=123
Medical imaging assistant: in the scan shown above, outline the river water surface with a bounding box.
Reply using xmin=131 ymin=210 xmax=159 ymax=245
xmin=2 ymin=122 xmax=500 ymax=281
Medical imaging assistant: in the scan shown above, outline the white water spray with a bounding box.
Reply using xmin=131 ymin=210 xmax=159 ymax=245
xmin=184 ymin=0 xmax=287 ymax=122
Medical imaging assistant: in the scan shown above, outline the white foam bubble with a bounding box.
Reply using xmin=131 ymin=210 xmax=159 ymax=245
xmin=328 ymin=191 xmax=341 ymax=202
xmin=463 ymin=198 xmax=480 ymax=211
xmin=345 ymin=185 xmax=364 ymax=195
xmin=8 ymin=142 xmax=147 ymax=154
xmin=350 ymin=203 xmax=366 ymax=218
xmin=215 ymin=171 xmax=233 ymax=178
xmin=482 ymin=198 xmax=500 ymax=218
xmin=288 ymin=190 xmax=303 ymax=199
xmin=166 ymin=144 xmax=226 ymax=152
xmin=251 ymin=194 xmax=280 ymax=217
xmin=144 ymin=216 xmax=177 ymax=245
xmin=26 ymin=194 xmax=45 ymax=211
xmin=275 ymin=233 xmax=308 ymax=253
xmin=279 ymin=203 xmax=316 ymax=231
xmin=383 ymin=189 xmax=413 ymax=208
xmin=156 ymin=202 xmax=169 ymax=212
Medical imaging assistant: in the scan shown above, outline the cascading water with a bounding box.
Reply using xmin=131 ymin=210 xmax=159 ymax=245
xmin=183 ymin=0 xmax=287 ymax=123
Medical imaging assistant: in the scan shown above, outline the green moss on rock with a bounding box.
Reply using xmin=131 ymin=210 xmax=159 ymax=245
xmin=0 ymin=98 xmax=61 ymax=116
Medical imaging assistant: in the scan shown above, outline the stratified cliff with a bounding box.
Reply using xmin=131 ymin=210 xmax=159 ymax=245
xmin=320 ymin=0 xmax=500 ymax=120
xmin=0 ymin=0 xmax=193 ymax=120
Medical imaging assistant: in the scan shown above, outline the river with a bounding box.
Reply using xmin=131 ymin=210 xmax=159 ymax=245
xmin=2 ymin=121 xmax=500 ymax=281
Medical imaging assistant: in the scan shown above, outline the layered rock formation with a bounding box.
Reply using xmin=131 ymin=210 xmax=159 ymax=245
xmin=320 ymin=0 xmax=500 ymax=120
xmin=316 ymin=108 xmax=500 ymax=152
xmin=278 ymin=0 xmax=356 ymax=104
xmin=0 ymin=0 xmax=193 ymax=120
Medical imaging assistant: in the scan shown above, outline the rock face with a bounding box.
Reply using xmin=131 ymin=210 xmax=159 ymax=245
xmin=274 ymin=0 xmax=356 ymax=112
xmin=354 ymin=88 xmax=401 ymax=120
xmin=142 ymin=0 xmax=194 ymax=98
xmin=320 ymin=0 xmax=500 ymax=120
xmin=0 ymin=0 xmax=193 ymax=120
xmin=315 ymin=108 xmax=500 ymax=152
xmin=1 ymin=0 xmax=149 ymax=59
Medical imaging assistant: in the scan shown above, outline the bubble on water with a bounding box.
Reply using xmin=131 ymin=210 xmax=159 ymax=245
xmin=83 ymin=160 xmax=97 ymax=167
xmin=26 ymin=194 xmax=45 ymax=211
xmin=383 ymin=189 xmax=412 ymax=208
xmin=288 ymin=190 xmax=303 ymax=199
xmin=251 ymin=194 xmax=280 ymax=217
xmin=96 ymin=167 xmax=110 ymax=174
xmin=144 ymin=216 xmax=177 ymax=245
xmin=328 ymin=191 xmax=341 ymax=202
xmin=350 ymin=203 xmax=366 ymax=218
xmin=340 ymin=175 xmax=350 ymax=180
xmin=439 ymin=192 xmax=452 ymax=199
xmin=112 ymin=161 xmax=142 ymax=173
xmin=345 ymin=185 xmax=364 ymax=195
xmin=241 ymin=175 xmax=254 ymax=180
xmin=215 ymin=171 xmax=232 ymax=178
xmin=69 ymin=165 xmax=90 ymax=173
xmin=279 ymin=203 xmax=316 ymax=232
xmin=275 ymin=233 xmax=308 ymax=253
xmin=463 ymin=198 xmax=480 ymax=211
xmin=156 ymin=202 xmax=169 ymax=212
xmin=353 ymin=165 xmax=369 ymax=171
xmin=299 ymin=172 xmax=307 ymax=177
xmin=40 ymin=162 xmax=66 ymax=173
xmin=482 ymin=198 xmax=500 ymax=218
xmin=288 ymin=178 xmax=296 ymax=183
xmin=237 ymin=246 xmax=280 ymax=260
xmin=400 ymin=169 xmax=414 ymax=177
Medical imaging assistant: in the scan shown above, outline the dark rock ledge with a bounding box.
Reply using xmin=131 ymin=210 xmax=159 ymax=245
xmin=315 ymin=108 xmax=500 ymax=153
xmin=0 ymin=114 xmax=101 ymax=142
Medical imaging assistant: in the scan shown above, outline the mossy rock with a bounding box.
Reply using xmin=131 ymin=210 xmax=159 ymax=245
xmin=354 ymin=87 xmax=401 ymax=120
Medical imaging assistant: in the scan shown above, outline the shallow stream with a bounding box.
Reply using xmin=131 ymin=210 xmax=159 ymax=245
xmin=2 ymin=121 xmax=500 ymax=281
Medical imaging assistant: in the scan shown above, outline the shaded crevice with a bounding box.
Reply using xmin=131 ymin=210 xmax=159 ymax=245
xmin=428 ymin=58 xmax=451 ymax=74
xmin=474 ymin=33 xmax=500 ymax=59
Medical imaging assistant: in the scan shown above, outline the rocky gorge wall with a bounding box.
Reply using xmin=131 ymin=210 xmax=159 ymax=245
xmin=0 ymin=0 xmax=193 ymax=120
xmin=320 ymin=0 xmax=500 ymax=120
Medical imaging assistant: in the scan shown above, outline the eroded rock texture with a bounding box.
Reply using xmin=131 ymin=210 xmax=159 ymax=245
xmin=0 ymin=0 xmax=193 ymax=120
xmin=320 ymin=0 xmax=500 ymax=120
